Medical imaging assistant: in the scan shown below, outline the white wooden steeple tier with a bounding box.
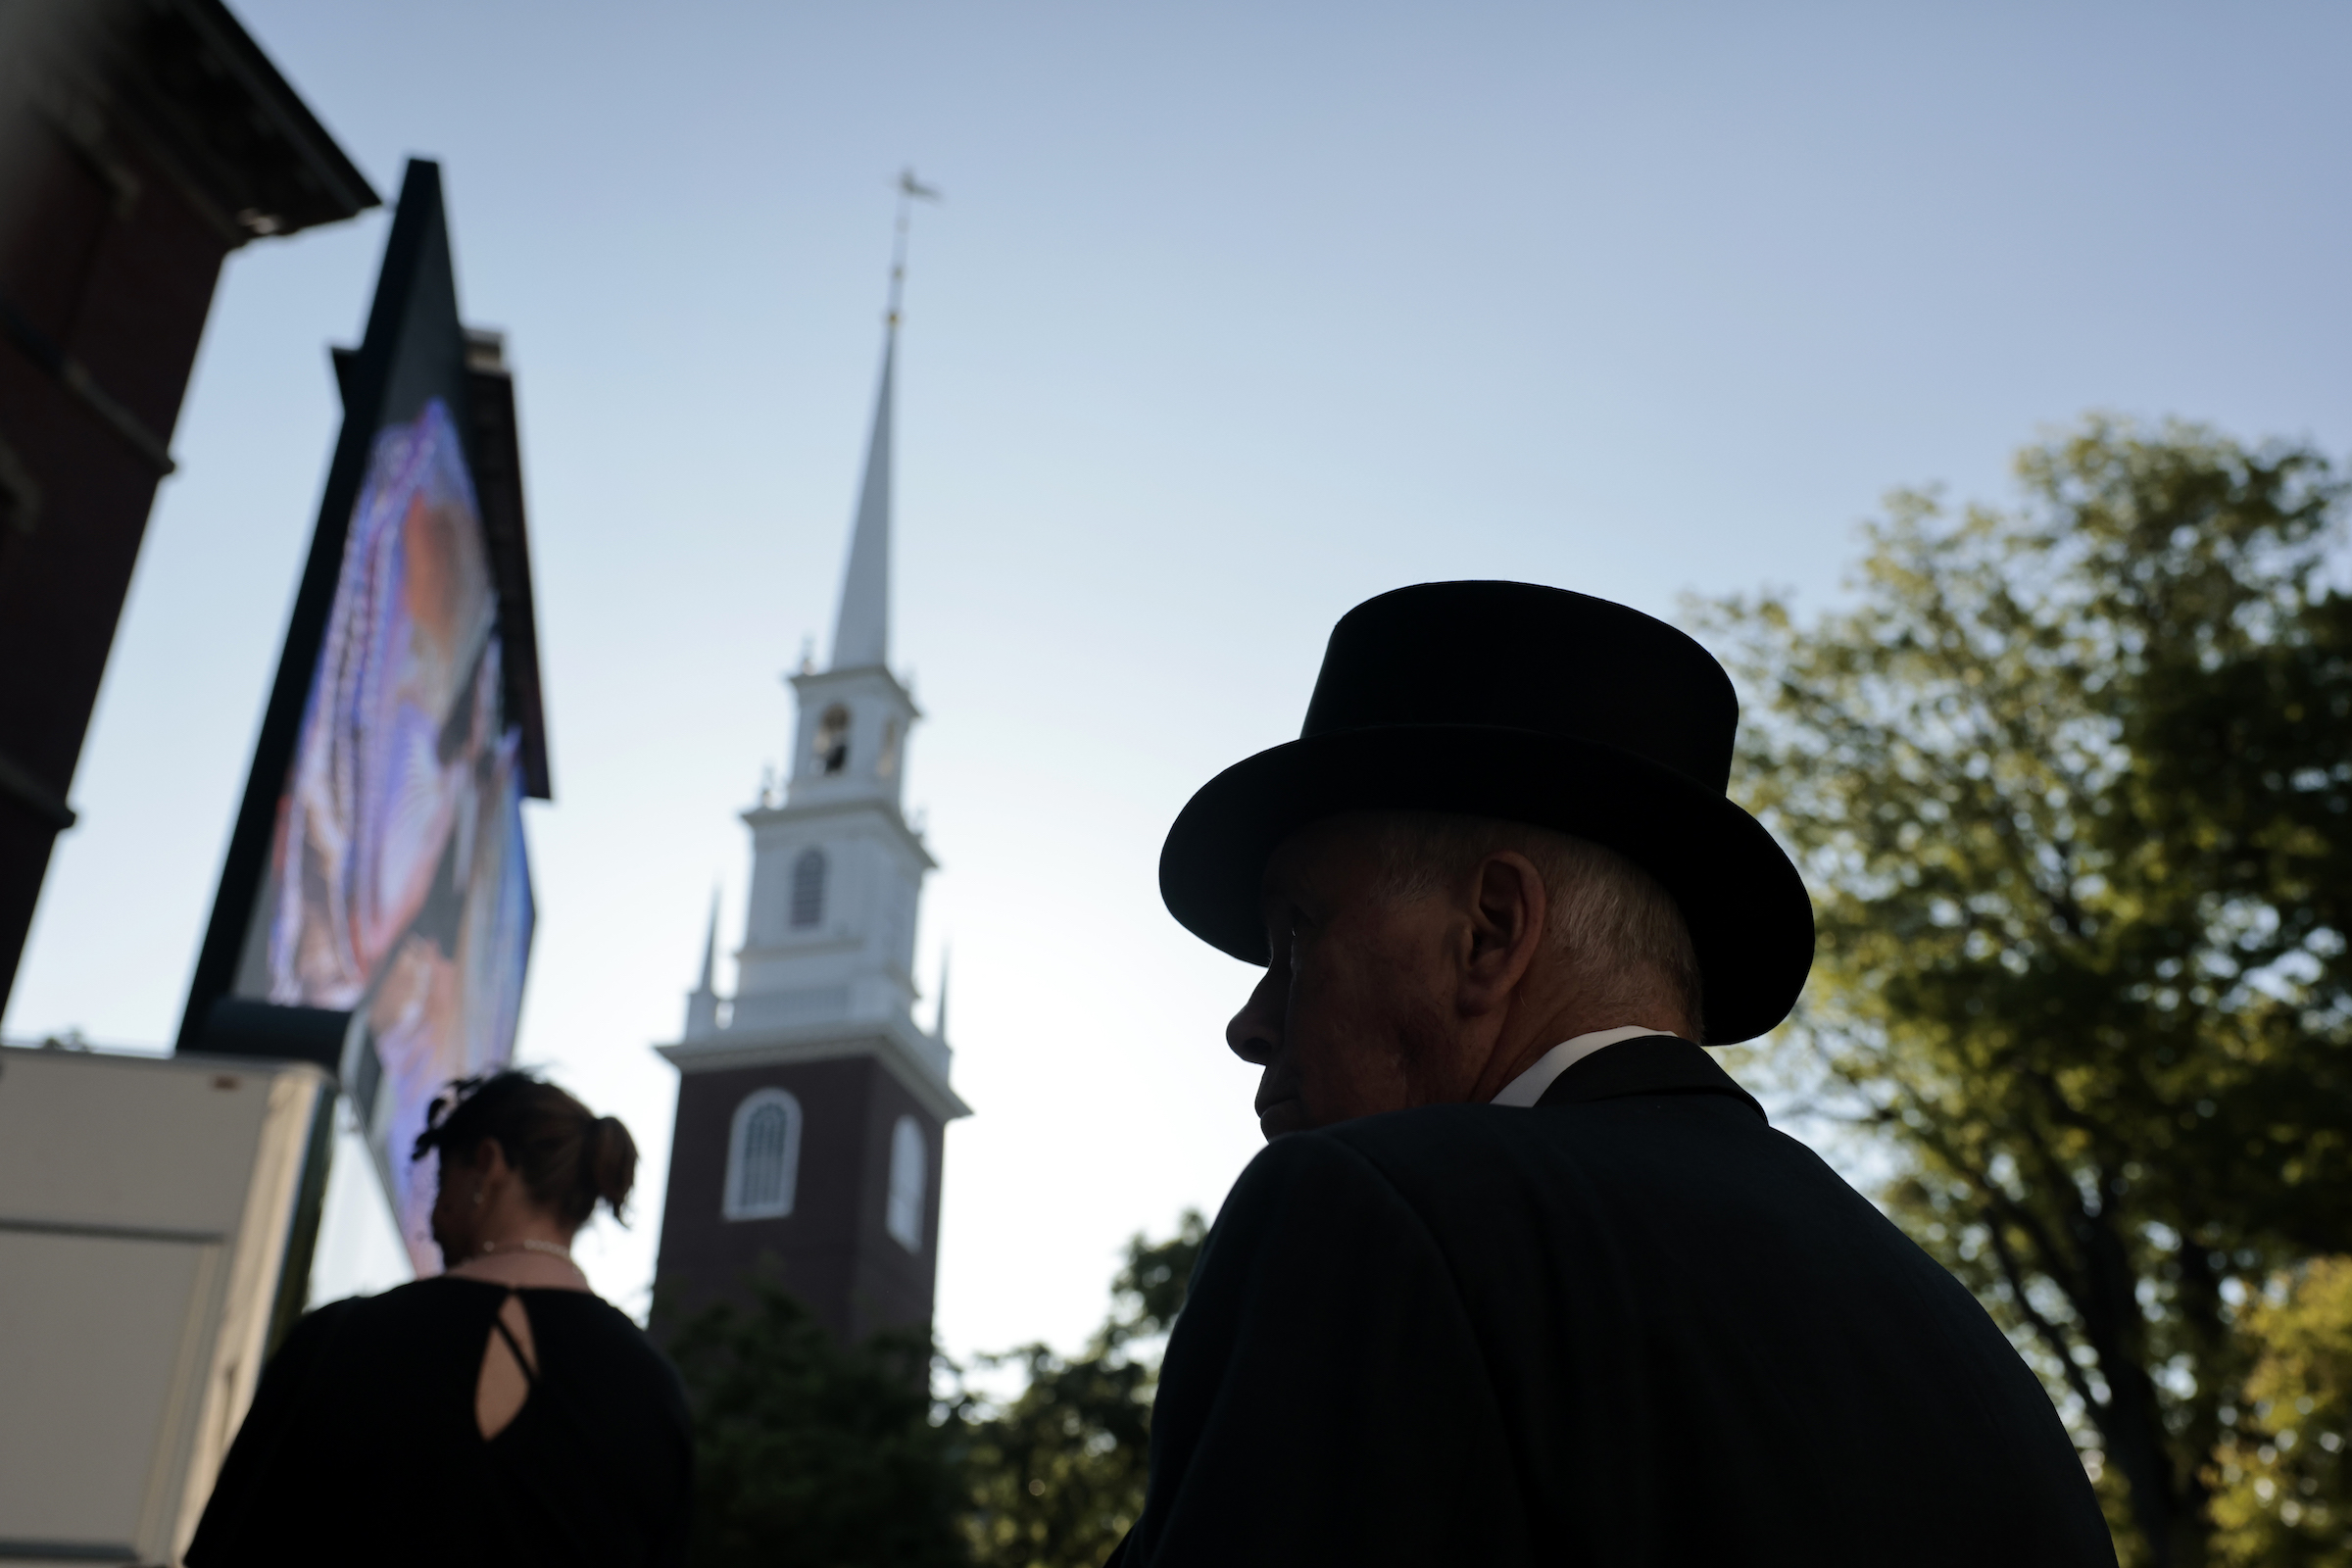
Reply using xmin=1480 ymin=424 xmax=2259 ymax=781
xmin=725 ymin=661 xmax=940 ymax=1067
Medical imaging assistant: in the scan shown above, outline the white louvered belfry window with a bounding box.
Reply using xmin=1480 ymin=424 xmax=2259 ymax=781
xmin=885 ymin=1114 xmax=925 ymax=1252
xmin=790 ymin=848 xmax=826 ymax=929
xmin=723 ymin=1088 xmax=802 ymax=1221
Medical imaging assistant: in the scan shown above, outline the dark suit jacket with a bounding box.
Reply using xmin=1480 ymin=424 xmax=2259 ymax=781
xmin=1109 ymin=1037 xmax=2115 ymax=1566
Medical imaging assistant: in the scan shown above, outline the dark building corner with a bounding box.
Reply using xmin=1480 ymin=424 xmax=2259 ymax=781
xmin=0 ymin=0 xmax=375 ymax=1016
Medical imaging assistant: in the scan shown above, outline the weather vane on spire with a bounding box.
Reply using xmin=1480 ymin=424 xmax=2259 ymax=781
xmin=888 ymin=168 xmax=942 ymax=327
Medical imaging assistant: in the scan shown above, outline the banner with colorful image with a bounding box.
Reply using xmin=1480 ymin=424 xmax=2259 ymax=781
xmin=238 ymin=395 xmax=534 ymax=1273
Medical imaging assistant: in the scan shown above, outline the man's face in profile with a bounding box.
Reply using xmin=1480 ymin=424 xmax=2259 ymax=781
xmin=1225 ymin=815 xmax=1463 ymax=1140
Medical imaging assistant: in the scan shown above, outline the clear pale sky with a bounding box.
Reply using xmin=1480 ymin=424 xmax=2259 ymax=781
xmin=9 ymin=1 xmax=2348 ymax=1360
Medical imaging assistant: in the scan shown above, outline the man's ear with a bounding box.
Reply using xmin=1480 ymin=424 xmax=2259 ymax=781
xmin=1458 ymin=851 xmax=1547 ymax=1015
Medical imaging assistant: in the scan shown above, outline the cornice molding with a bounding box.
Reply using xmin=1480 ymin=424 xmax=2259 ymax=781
xmin=741 ymin=794 xmax=937 ymax=871
xmin=659 ymin=1016 xmax=970 ymax=1122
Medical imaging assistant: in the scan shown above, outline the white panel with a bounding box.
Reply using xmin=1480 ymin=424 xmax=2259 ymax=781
xmin=0 ymin=1052 xmax=270 ymax=1235
xmin=0 ymin=1230 xmax=218 ymax=1557
xmin=0 ymin=1049 xmax=327 ymax=1565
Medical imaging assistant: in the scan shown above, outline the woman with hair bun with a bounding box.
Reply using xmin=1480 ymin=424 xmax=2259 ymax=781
xmin=189 ymin=1073 xmax=692 ymax=1567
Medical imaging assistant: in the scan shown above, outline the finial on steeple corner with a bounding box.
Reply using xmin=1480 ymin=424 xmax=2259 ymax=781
xmin=684 ymin=890 xmax=724 ymax=1041
xmin=931 ymin=947 xmax=951 ymax=1043
xmin=697 ymin=890 xmax=720 ymax=994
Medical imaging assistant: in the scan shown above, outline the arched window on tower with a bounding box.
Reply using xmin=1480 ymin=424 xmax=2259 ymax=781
xmin=815 ymin=705 xmax=851 ymax=775
xmin=885 ymin=1114 xmax=926 ymax=1252
xmin=790 ymin=848 xmax=826 ymax=929
xmin=723 ymin=1088 xmax=803 ymax=1220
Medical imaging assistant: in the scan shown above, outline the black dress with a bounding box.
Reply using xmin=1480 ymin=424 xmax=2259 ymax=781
xmin=188 ymin=1278 xmax=693 ymax=1567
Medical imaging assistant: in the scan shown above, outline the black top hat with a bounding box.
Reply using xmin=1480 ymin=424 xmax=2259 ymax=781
xmin=1158 ymin=581 xmax=1814 ymax=1044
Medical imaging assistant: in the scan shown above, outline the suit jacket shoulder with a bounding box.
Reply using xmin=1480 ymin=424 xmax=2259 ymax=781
xmin=1120 ymin=1126 xmax=1530 ymax=1567
xmin=1120 ymin=1042 xmax=2116 ymax=1567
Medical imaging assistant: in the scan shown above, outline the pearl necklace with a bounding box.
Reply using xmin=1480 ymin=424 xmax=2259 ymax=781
xmin=477 ymin=1238 xmax=575 ymax=1262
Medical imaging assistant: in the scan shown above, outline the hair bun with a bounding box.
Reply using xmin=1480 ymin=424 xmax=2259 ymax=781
xmin=588 ymin=1113 xmax=639 ymax=1222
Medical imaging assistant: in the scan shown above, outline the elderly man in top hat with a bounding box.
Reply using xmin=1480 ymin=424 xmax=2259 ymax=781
xmin=1110 ymin=583 xmax=2114 ymax=1566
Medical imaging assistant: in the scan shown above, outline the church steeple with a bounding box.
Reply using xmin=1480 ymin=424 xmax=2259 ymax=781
xmin=655 ymin=173 xmax=963 ymax=1350
xmin=828 ymin=336 xmax=893 ymax=671
xmin=686 ymin=170 xmax=956 ymax=1057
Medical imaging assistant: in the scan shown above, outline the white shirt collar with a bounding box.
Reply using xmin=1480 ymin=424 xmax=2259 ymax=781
xmin=1489 ymin=1025 xmax=1684 ymax=1107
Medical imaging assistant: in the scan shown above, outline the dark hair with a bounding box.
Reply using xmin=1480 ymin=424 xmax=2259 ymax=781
xmin=411 ymin=1071 xmax=637 ymax=1229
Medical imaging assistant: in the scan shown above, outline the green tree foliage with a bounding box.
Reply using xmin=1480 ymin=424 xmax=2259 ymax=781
xmin=666 ymin=1214 xmax=1207 ymax=1568
xmin=668 ymin=1281 xmax=969 ymax=1568
xmin=963 ymin=1211 xmax=1207 ymax=1568
xmin=2214 ymin=1257 xmax=2352 ymax=1565
xmin=1702 ymin=418 xmax=2352 ymax=1568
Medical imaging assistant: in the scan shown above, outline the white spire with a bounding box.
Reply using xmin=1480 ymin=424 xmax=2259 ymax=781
xmin=826 ymin=171 xmax=938 ymax=674
xmin=827 ymin=335 xmax=893 ymax=670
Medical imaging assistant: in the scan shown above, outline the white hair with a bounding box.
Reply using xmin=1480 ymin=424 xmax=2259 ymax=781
xmin=1372 ymin=811 xmax=1704 ymax=1041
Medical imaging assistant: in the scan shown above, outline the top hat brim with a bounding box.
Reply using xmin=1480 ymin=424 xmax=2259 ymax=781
xmin=1158 ymin=723 xmax=1813 ymax=1045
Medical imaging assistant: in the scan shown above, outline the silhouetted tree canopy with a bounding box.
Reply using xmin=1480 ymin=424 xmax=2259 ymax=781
xmin=667 ymin=1213 xmax=1206 ymax=1568
xmin=669 ymin=1282 xmax=968 ymax=1568
xmin=1703 ymin=416 xmax=2352 ymax=1568
xmin=2212 ymin=1257 xmax=2352 ymax=1566
xmin=963 ymin=1211 xmax=1206 ymax=1568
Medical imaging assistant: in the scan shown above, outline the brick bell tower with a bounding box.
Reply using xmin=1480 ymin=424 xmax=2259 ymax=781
xmin=653 ymin=237 xmax=968 ymax=1344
